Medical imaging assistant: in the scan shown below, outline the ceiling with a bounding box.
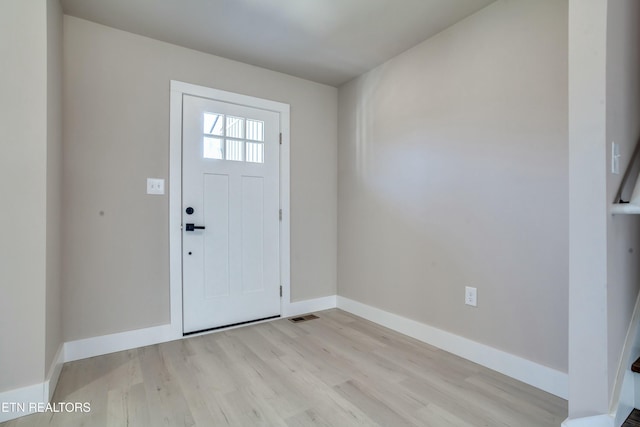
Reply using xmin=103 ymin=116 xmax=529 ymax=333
xmin=60 ymin=0 xmax=495 ymax=87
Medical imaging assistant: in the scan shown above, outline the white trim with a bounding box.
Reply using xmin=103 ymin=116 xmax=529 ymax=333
xmin=172 ymin=81 xmax=291 ymax=114
xmin=44 ymin=343 xmax=65 ymax=401
xmin=64 ymin=324 xmax=176 ymax=362
xmin=169 ymin=80 xmax=291 ymax=336
xmin=337 ymin=296 xmax=569 ymax=399
xmin=278 ymin=104 xmax=292 ymax=319
xmin=0 ymin=383 xmax=45 ymax=423
xmin=0 ymin=343 xmax=66 ymax=423
xmin=169 ymin=82 xmax=184 ymax=339
xmin=561 ymin=415 xmax=614 ymax=427
xmin=62 ymin=294 xmax=335 ymax=363
xmin=4 ymin=293 xmax=574 ymax=423
xmin=61 ymin=294 xmax=336 ymax=363
xmin=283 ymin=295 xmax=337 ymax=317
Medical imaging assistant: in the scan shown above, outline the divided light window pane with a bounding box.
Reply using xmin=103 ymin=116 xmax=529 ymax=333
xmin=246 ymin=142 xmax=264 ymax=163
xmin=226 ymin=116 xmax=244 ymax=139
xmin=225 ymin=139 xmax=243 ymax=161
xmin=204 ymin=113 xmax=224 ymax=135
xmin=246 ymin=119 xmax=264 ymax=141
xmin=203 ymin=137 xmax=224 ymax=159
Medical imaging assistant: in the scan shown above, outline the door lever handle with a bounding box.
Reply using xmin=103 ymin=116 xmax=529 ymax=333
xmin=185 ymin=223 xmax=206 ymax=231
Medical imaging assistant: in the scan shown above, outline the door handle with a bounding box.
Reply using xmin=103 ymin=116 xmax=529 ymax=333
xmin=185 ymin=223 xmax=206 ymax=231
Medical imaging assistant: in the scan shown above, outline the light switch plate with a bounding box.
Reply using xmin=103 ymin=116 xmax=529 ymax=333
xmin=612 ymin=142 xmax=620 ymax=175
xmin=147 ymin=178 xmax=165 ymax=195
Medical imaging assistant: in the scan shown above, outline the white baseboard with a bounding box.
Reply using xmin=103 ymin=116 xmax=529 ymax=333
xmin=283 ymin=295 xmax=337 ymax=317
xmin=562 ymin=414 xmax=614 ymax=427
xmin=337 ymin=296 xmax=569 ymax=399
xmin=64 ymin=323 xmax=177 ymax=362
xmin=614 ymin=369 xmax=635 ymax=426
xmin=64 ymin=295 xmax=339 ymax=363
xmin=5 ymin=294 xmax=570 ymax=423
xmin=44 ymin=343 xmax=65 ymax=401
xmin=0 ymin=343 xmax=65 ymax=423
xmin=0 ymin=294 xmax=333 ymax=424
xmin=0 ymin=382 xmax=45 ymax=423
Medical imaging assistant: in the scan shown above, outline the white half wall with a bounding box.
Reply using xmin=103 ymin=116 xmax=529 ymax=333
xmin=567 ymin=0 xmax=609 ymax=418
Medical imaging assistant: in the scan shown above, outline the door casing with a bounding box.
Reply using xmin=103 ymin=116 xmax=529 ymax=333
xmin=168 ymin=80 xmax=291 ymax=337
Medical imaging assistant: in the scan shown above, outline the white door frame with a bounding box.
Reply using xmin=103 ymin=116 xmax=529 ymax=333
xmin=169 ymin=80 xmax=291 ymax=337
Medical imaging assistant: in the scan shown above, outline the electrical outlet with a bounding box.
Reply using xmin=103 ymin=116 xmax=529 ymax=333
xmin=465 ymin=286 xmax=477 ymax=307
xmin=146 ymin=178 xmax=165 ymax=195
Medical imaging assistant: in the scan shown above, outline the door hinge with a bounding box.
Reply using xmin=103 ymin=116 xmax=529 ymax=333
xmin=280 ymin=286 xmax=283 ymax=297
xmin=279 ymin=209 xmax=282 ymax=221
xmin=279 ymin=133 xmax=282 ymax=145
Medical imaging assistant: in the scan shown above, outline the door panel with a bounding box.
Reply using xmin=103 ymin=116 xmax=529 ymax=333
xmin=203 ymin=173 xmax=229 ymax=299
xmin=182 ymin=94 xmax=280 ymax=333
xmin=241 ymin=176 xmax=264 ymax=294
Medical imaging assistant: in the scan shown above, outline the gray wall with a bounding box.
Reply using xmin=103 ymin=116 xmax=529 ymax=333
xmin=45 ymin=0 xmax=63 ymax=378
xmin=606 ymin=0 xmax=640 ymax=407
xmin=0 ymin=0 xmax=61 ymax=393
xmin=337 ymin=0 xmax=568 ymax=372
xmin=62 ymin=17 xmax=338 ymax=341
xmin=0 ymin=0 xmax=47 ymax=392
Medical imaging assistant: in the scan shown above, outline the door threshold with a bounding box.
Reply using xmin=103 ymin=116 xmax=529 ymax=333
xmin=183 ymin=315 xmax=281 ymax=336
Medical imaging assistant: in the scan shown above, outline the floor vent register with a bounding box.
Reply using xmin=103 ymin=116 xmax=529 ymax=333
xmin=289 ymin=314 xmax=319 ymax=323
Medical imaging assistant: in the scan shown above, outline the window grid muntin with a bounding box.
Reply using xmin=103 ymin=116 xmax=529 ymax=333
xmin=202 ymin=113 xmax=266 ymax=163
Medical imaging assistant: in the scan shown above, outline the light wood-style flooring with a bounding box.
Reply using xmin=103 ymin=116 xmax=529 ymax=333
xmin=2 ymin=309 xmax=567 ymax=426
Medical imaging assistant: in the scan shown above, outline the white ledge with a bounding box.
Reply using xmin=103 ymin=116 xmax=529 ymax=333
xmin=611 ymin=204 xmax=640 ymax=214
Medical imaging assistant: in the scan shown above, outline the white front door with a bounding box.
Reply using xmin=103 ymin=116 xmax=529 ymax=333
xmin=182 ymin=94 xmax=281 ymax=334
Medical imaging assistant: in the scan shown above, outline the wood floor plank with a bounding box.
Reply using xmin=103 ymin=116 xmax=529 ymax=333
xmin=463 ymin=373 xmax=566 ymax=425
xmin=265 ymin=354 xmax=384 ymax=424
xmin=138 ymin=345 xmax=196 ymax=426
xmin=466 ymin=369 xmax=568 ymax=416
xmin=106 ymin=387 xmax=126 ymax=427
xmin=218 ymin=388 xmax=288 ymax=427
xmin=285 ymin=409 xmax=334 ymax=427
xmin=124 ymin=382 xmax=152 ymax=427
xmin=226 ymin=325 xmax=286 ymax=361
xmin=216 ymin=337 xmax=311 ymax=418
xmin=416 ymin=403 xmax=477 ymax=427
xmin=333 ymin=380 xmax=417 ymax=427
xmin=163 ymin=353 xmax=216 ymax=425
xmin=399 ymin=376 xmax=503 ymax=427
xmin=0 ymin=309 xmax=567 ymax=427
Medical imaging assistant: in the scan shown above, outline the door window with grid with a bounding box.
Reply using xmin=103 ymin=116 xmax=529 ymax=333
xmin=203 ymin=113 xmax=265 ymax=163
